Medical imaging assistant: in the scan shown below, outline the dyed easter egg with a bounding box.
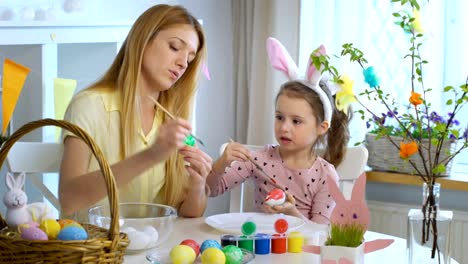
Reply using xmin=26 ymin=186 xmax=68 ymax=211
xmin=201 ymin=247 xmax=226 ymax=264
xmin=21 ymin=226 xmax=48 ymax=240
xmin=170 ymin=244 xmax=196 ymax=264
xmin=40 ymin=219 xmax=61 ymax=239
xmin=184 ymin=135 xmax=196 ymax=146
xmin=180 ymin=239 xmax=200 ymax=256
xmin=57 ymin=219 xmax=82 ymax=229
xmin=57 ymin=226 xmax=88 ymax=240
xmin=265 ymin=188 xmax=286 ymax=206
xmin=222 ymin=245 xmax=243 ymax=264
xmin=200 ymin=239 xmax=222 ymax=253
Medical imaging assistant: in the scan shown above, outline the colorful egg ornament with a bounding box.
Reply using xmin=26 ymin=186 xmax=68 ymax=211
xmin=265 ymin=188 xmax=286 ymax=206
xmin=57 ymin=225 xmax=88 ymax=240
xmin=200 ymin=239 xmax=222 ymax=253
xmin=20 ymin=226 xmax=48 ymax=240
xmin=40 ymin=219 xmax=61 ymax=239
xmin=170 ymin=244 xmax=197 ymax=264
xmin=180 ymin=239 xmax=200 ymax=256
xmin=222 ymin=245 xmax=243 ymax=264
xmin=201 ymin=247 xmax=225 ymax=264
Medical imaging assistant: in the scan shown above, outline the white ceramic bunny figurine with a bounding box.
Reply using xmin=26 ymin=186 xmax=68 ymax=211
xmin=3 ymin=172 xmax=55 ymax=228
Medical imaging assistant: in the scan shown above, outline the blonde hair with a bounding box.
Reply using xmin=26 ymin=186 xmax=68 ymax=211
xmin=89 ymin=4 xmax=206 ymax=209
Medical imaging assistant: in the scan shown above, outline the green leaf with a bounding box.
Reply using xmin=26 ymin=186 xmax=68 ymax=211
xmin=446 ymin=99 xmax=453 ymax=105
xmin=444 ymin=86 xmax=454 ymax=92
xmin=432 ymin=164 xmax=446 ymax=175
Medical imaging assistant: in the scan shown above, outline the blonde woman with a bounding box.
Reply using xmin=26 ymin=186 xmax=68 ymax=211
xmin=59 ymin=4 xmax=212 ymax=222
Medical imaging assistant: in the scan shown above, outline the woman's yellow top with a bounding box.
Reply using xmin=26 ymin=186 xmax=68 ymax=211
xmin=63 ymin=88 xmax=165 ymax=222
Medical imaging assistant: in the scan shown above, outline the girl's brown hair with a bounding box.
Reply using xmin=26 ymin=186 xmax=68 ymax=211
xmin=89 ymin=4 xmax=206 ymax=208
xmin=276 ymin=80 xmax=352 ymax=167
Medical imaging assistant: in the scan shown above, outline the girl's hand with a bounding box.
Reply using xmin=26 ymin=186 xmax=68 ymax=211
xmin=179 ymin=145 xmax=213 ymax=187
xmin=212 ymin=142 xmax=251 ymax=174
xmin=151 ymin=118 xmax=192 ymax=160
xmin=263 ymin=192 xmax=302 ymax=217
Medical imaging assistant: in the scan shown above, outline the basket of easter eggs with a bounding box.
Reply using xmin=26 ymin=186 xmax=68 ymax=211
xmin=0 ymin=119 xmax=129 ymax=263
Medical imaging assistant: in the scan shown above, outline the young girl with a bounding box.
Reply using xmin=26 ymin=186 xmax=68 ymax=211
xmin=206 ymin=37 xmax=351 ymax=224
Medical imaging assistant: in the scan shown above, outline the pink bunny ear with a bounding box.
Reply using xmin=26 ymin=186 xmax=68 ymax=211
xmin=266 ymin=37 xmax=298 ymax=80
xmin=306 ymin=45 xmax=326 ymax=86
xmin=302 ymin=245 xmax=321 ymax=254
xmin=364 ymin=239 xmax=394 ymax=253
xmin=202 ymin=61 xmax=211 ymax=81
xmin=327 ymin=174 xmax=345 ymax=204
xmin=351 ymin=173 xmax=367 ymax=201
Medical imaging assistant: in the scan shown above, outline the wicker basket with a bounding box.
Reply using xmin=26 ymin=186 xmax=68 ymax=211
xmin=0 ymin=119 xmax=129 ymax=263
xmin=365 ymin=133 xmax=456 ymax=176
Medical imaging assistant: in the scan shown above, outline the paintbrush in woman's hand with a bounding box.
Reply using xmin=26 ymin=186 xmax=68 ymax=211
xmin=148 ymin=96 xmax=205 ymax=147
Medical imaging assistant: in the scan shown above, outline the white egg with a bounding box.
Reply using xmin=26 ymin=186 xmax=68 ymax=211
xmin=142 ymin=226 xmax=159 ymax=245
xmin=121 ymin=226 xmax=137 ymax=234
xmin=126 ymin=230 xmax=150 ymax=250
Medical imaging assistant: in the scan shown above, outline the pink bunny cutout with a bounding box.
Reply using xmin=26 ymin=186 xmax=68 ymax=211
xmin=302 ymin=173 xmax=394 ymax=261
xmin=266 ymin=37 xmax=333 ymax=124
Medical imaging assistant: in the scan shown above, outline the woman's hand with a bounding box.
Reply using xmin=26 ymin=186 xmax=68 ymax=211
xmin=212 ymin=142 xmax=251 ymax=174
xmin=151 ymin=118 xmax=192 ymax=160
xmin=263 ymin=192 xmax=302 ymax=218
xmin=178 ymin=146 xmax=213 ymax=186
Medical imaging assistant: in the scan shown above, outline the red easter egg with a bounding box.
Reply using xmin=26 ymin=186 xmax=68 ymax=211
xmin=180 ymin=239 xmax=200 ymax=256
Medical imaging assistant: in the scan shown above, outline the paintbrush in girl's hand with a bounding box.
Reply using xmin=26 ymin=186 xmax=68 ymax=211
xmin=229 ymin=139 xmax=277 ymax=184
xmin=148 ymin=96 xmax=205 ymax=147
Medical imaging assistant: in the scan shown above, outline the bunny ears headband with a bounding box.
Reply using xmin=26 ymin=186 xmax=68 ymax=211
xmin=266 ymin=37 xmax=333 ymax=124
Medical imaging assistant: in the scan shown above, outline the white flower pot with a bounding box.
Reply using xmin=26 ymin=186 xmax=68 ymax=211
xmin=320 ymin=242 xmax=364 ymax=264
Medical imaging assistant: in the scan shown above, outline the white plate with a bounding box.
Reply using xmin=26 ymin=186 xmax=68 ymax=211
xmin=205 ymin=212 xmax=305 ymax=235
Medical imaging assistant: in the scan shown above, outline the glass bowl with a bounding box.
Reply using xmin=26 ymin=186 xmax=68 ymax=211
xmin=88 ymin=203 xmax=177 ymax=254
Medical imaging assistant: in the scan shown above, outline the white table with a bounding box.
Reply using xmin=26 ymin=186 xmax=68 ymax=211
xmin=124 ymin=217 xmax=458 ymax=264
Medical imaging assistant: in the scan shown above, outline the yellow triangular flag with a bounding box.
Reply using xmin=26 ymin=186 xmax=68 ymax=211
xmin=2 ymin=58 xmax=30 ymax=135
xmin=54 ymin=78 xmax=77 ymax=141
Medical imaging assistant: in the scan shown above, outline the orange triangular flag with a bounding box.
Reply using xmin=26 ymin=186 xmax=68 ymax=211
xmin=2 ymin=58 xmax=30 ymax=135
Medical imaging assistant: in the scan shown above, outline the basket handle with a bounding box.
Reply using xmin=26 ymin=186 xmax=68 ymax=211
xmin=0 ymin=118 xmax=121 ymax=242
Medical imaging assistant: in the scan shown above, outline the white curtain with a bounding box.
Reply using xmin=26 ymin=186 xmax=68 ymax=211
xmin=232 ymin=0 xmax=300 ymax=145
xmin=300 ymin=0 xmax=467 ymax=145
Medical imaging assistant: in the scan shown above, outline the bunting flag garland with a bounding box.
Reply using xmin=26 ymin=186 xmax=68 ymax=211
xmin=53 ymin=78 xmax=77 ymax=141
xmin=2 ymin=58 xmax=31 ymax=136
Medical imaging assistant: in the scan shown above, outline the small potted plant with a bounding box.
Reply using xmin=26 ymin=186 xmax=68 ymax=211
xmin=303 ymin=173 xmax=393 ymax=263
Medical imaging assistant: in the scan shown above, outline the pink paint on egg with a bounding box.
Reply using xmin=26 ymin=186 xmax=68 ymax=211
xmin=20 ymin=226 xmax=48 ymax=240
xmin=265 ymin=188 xmax=286 ymax=206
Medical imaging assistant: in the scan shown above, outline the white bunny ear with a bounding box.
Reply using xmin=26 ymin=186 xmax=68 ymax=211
xmin=266 ymin=37 xmax=298 ymax=80
xmin=306 ymin=45 xmax=326 ymax=87
xmin=6 ymin=172 xmax=15 ymax=190
xmin=351 ymin=173 xmax=367 ymax=201
xmin=16 ymin=172 xmax=26 ymax=189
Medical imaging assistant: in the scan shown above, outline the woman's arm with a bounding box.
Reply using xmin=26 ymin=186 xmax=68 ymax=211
xmin=59 ymin=118 xmax=191 ymax=215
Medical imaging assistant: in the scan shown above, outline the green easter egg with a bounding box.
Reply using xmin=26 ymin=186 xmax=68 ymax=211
xmin=222 ymin=245 xmax=243 ymax=264
xmin=184 ymin=135 xmax=196 ymax=146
